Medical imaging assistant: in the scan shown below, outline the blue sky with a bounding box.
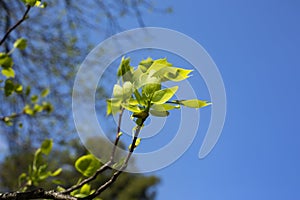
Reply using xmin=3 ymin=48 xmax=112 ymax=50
xmin=128 ymin=0 xmax=300 ymax=199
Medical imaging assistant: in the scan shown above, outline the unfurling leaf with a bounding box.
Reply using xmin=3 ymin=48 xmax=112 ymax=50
xmin=117 ymin=56 xmax=133 ymax=82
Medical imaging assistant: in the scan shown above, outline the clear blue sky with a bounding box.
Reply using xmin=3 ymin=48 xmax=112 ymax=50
xmin=129 ymin=0 xmax=300 ymax=199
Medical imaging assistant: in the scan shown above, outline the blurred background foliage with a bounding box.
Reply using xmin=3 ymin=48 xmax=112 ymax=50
xmin=0 ymin=0 xmax=171 ymax=198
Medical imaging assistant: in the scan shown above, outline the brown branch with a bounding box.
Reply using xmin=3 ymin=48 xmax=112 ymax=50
xmin=62 ymin=108 xmax=125 ymax=194
xmin=0 ymin=5 xmax=31 ymax=46
xmin=85 ymin=125 xmax=143 ymax=199
xmin=0 ymin=188 xmax=78 ymax=200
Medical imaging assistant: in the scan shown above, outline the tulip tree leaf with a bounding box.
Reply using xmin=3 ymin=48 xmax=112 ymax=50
xmin=151 ymin=86 xmax=178 ymax=104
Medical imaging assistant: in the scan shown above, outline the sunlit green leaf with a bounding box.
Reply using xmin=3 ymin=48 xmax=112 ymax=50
xmin=41 ymin=88 xmax=50 ymax=97
xmin=2 ymin=68 xmax=15 ymax=78
xmin=75 ymin=154 xmax=101 ymax=177
xmin=23 ymin=105 xmax=34 ymax=115
xmin=15 ymin=84 xmax=23 ymax=94
xmin=174 ymin=99 xmax=211 ymax=108
xmin=106 ymin=98 xmax=121 ymax=115
xmin=122 ymin=81 xmax=133 ymax=99
xmin=24 ymin=0 xmax=37 ymax=6
xmin=149 ymin=110 xmax=169 ymax=117
xmin=151 ymin=86 xmax=178 ymax=104
xmin=80 ymin=184 xmax=91 ymax=195
xmin=142 ymin=83 xmax=161 ymax=98
xmin=138 ymin=57 xmax=153 ymax=71
xmin=163 ymin=67 xmax=193 ymax=82
xmin=146 ymin=58 xmax=172 ymax=73
xmin=117 ymin=56 xmax=133 ymax=82
xmin=122 ymin=103 xmax=141 ymax=113
xmin=113 ymin=84 xmax=123 ymax=98
xmin=151 ymin=104 xmax=180 ymax=111
xmin=51 ymin=168 xmax=62 ymax=176
xmin=13 ymin=38 xmax=27 ymax=50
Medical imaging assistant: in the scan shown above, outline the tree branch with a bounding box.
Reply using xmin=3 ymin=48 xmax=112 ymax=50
xmin=85 ymin=124 xmax=143 ymax=199
xmin=62 ymin=108 xmax=125 ymax=194
xmin=0 ymin=5 xmax=31 ymax=46
xmin=0 ymin=188 xmax=78 ymax=200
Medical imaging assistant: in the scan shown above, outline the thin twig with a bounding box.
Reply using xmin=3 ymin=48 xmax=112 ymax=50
xmin=85 ymin=125 xmax=143 ymax=199
xmin=0 ymin=5 xmax=31 ymax=46
xmin=110 ymin=108 xmax=124 ymax=162
xmin=62 ymin=108 xmax=125 ymax=194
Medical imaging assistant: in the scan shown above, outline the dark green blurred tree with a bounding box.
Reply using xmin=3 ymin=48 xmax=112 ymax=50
xmin=0 ymin=0 xmax=170 ymax=199
xmin=0 ymin=138 xmax=160 ymax=199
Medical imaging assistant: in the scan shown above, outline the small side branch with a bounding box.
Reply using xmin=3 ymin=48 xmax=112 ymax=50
xmin=0 ymin=5 xmax=31 ymax=46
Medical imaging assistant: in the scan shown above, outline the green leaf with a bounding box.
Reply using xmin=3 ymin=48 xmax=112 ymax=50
xmin=41 ymin=139 xmax=53 ymax=155
xmin=35 ymin=1 xmax=47 ymax=8
xmin=51 ymin=168 xmax=62 ymax=176
xmin=142 ymin=82 xmax=161 ymax=98
xmin=113 ymin=84 xmax=123 ymax=98
xmin=33 ymin=104 xmax=43 ymax=113
xmin=13 ymin=38 xmax=27 ymax=50
xmin=151 ymin=86 xmax=178 ymax=104
xmin=138 ymin=57 xmax=153 ymax=71
xmin=24 ymin=0 xmax=37 ymax=6
xmin=80 ymin=184 xmax=91 ymax=195
xmin=146 ymin=58 xmax=172 ymax=73
xmin=0 ymin=53 xmax=13 ymax=69
xmin=75 ymin=154 xmax=101 ymax=177
xmin=4 ymin=79 xmax=14 ymax=96
xmin=31 ymin=95 xmax=38 ymax=103
xmin=122 ymin=81 xmax=133 ymax=99
xmin=122 ymin=103 xmax=141 ymax=113
xmin=163 ymin=67 xmax=193 ymax=82
xmin=117 ymin=56 xmax=133 ymax=82
xmin=151 ymin=104 xmax=180 ymax=111
xmin=132 ymin=110 xmax=149 ymax=120
xmin=175 ymin=99 xmax=211 ymax=108
xmin=106 ymin=98 xmax=121 ymax=115
xmin=15 ymin=84 xmax=23 ymax=94
xmin=23 ymin=105 xmax=34 ymax=115
xmin=1 ymin=68 xmax=15 ymax=78
xmin=41 ymin=88 xmax=50 ymax=97
xmin=149 ymin=110 xmax=169 ymax=117
xmin=42 ymin=101 xmax=53 ymax=113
